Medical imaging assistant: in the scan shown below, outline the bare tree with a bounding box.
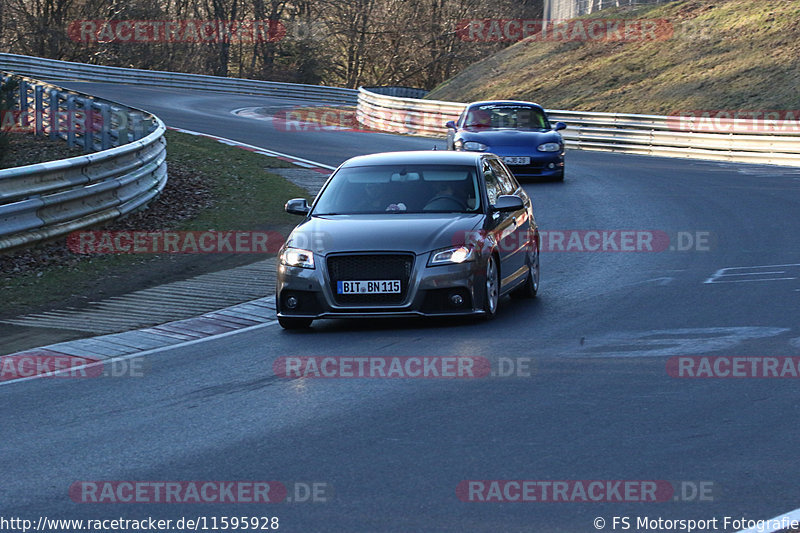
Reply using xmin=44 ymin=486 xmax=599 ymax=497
xmin=0 ymin=0 xmax=544 ymax=89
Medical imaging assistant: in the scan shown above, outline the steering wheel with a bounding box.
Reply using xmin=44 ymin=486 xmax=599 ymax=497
xmin=423 ymin=195 xmax=468 ymax=211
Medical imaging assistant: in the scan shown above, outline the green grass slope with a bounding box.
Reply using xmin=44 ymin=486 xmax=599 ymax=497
xmin=427 ymin=0 xmax=800 ymax=114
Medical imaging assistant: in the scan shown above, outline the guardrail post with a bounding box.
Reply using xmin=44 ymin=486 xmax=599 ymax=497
xmin=18 ymin=79 xmax=28 ymax=112
xmin=34 ymin=85 xmax=44 ymax=136
xmin=65 ymin=94 xmax=76 ymax=147
xmin=113 ymin=107 xmax=129 ymax=146
xmin=129 ymin=112 xmax=144 ymax=141
xmin=81 ymin=98 xmax=93 ymax=152
xmin=48 ymin=89 xmax=59 ymax=140
xmin=17 ymin=79 xmax=29 ymax=131
xmin=98 ymin=103 xmax=112 ymax=150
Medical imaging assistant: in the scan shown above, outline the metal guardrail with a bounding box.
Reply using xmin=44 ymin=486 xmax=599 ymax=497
xmin=362 ymin=86 xmax=430 ymax=99
xmin=0 ymin=74 xmax=167 ymax=252
xmin=357 ymin=87 xmax=800 ymax=167
xmin=0 ymin=53 xmax=359 ymax=106
xmin=357 ymin=88 xmax=464 ymax=137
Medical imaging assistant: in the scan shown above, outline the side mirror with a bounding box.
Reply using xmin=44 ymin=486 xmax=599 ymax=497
xmin=285 ymin=198 xmax=310 ymax=215
xmin=492 ymin=195 xmax=524 ymax=212
xmin=554 ymin=122 xmax=567 ymax=131
xmin=445 ymin=120 xmax=456 ymax=129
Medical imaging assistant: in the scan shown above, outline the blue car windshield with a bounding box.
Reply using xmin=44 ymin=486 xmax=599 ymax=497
xmin=313 ymin=164 xmax=482 ymax=215
xmin=465 ymin=105 xmax=550 ymax=130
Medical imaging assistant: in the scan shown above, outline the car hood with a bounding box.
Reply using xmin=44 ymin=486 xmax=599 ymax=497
xmin=459 ymin=128 xmax=561 ymax=148
xmin=286 ymin=213 xmax=484 ymax=256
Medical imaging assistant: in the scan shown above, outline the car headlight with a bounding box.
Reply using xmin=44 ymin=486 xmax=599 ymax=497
xmin=538 ymin=142 xmax=561 ymax=152
xmin=280 ymin=247 xmax=315 ymax=269
xmin=428 ymin=245 xmax=476 ymax=266
xmin=462 ymin=141 xmax=488 ymax=151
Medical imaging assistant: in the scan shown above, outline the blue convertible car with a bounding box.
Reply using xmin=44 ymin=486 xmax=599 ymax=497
xmin=446 ymin=101 xmax=566 ymax=181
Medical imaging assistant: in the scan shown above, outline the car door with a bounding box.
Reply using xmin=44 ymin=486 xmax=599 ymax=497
xmin=489 ymin=158 xmax=530 ymax=286
xmin=482 ymin=158 xmax=525 ymax=288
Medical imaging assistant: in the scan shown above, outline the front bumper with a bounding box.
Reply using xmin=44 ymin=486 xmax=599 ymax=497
xmin=276 ymin=254 xmax=487 ymax=319
xmin=494 ymin=150 xmax=565 ymax=178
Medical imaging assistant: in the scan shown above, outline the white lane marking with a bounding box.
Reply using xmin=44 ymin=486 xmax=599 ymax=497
xmin=627 ymin=276 xmax=674 ymax=287
xmin=707 ymin=277 xmax=796 ymax=284
xmin=576 ymin=327 xmax=789 ymax=358
xmin=705 ymin=263 xmax=800 ymax=284
xmin=231 ymin=105 xmax=328 ymax=117
xmin=736 ymin=506 xmax=800 ymax=533
xmin=718 ymin=271 xmax=787 ymax=276
xmin=791 ymin=337 xmax=800 ymax=349
xmin=0 ymin=320 xmax=280 ymax=387
xmin=231 ymin=107 xmax=269 ymax=117
xmin=169 ymin=126 xmax=336 ymax=170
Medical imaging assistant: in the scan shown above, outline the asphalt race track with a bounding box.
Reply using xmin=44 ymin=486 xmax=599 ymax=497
xmin=2 ymin=83 xmax=800 ymax=532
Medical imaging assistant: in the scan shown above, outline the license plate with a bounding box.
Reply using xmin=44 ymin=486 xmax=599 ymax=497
xmin=337 ymin=280 xmax=401 ymax=294
xmin=503 ymin=156 xmax=530 ymax=165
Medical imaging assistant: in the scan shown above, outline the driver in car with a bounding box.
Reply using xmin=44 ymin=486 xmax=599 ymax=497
xmin=465 ymin=108 xmax=492 ymax=128
xmin=424 ymin=181 xmax=468 ymax=211
xmin=359 ymin=182 xmax=406 ymax=212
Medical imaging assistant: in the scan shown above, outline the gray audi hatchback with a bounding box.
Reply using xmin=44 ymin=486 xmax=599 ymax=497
xmin=276 ymin=150 xmax=540 ymax=329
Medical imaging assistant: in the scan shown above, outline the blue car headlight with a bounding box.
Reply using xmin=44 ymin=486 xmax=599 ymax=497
xmin=455 ymin=140 xmax=488 ymax=151
xmin=538 ymin=142 xmax=561 ymax=152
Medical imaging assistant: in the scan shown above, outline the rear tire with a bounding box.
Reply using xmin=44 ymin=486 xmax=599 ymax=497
xmin=278 ymin=317 xmax=313 ymax=330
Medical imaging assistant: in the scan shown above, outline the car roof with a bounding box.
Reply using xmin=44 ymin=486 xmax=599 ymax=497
xmin=340 ymin=150 xmax=490 ymax=168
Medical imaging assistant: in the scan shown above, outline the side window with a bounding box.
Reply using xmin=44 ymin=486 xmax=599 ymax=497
xmin=489 ymin=159 xmax=517 ymax=195
xmin=536 ymin=109 xmax=551 ymax=129
xmin=483 ymin=161 xmax=500 ymax=205
xmin=457 ymin=109 xmax=467 ymax=128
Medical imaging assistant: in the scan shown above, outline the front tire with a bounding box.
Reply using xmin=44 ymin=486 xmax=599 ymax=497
xmin=482 ymin=255 xmax=500 ymax=320
xmin=278 ymin=317 xmax=313 ymax=329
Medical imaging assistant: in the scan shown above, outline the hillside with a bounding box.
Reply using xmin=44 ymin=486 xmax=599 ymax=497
xmin=426 ymin=0 xmax=800 ymax=114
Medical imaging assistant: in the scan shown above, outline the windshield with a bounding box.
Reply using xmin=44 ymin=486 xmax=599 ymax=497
xmin=313 ymin=164 xmax=481 ymax=215
xmin=464 ymin=104 xmax=550 ymax=130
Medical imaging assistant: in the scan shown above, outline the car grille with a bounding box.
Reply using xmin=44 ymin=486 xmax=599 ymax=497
xmin=511 ymin=162 xmax=548 ymax=175
xmin=327 ymin=253 xmax=414 ymax=306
